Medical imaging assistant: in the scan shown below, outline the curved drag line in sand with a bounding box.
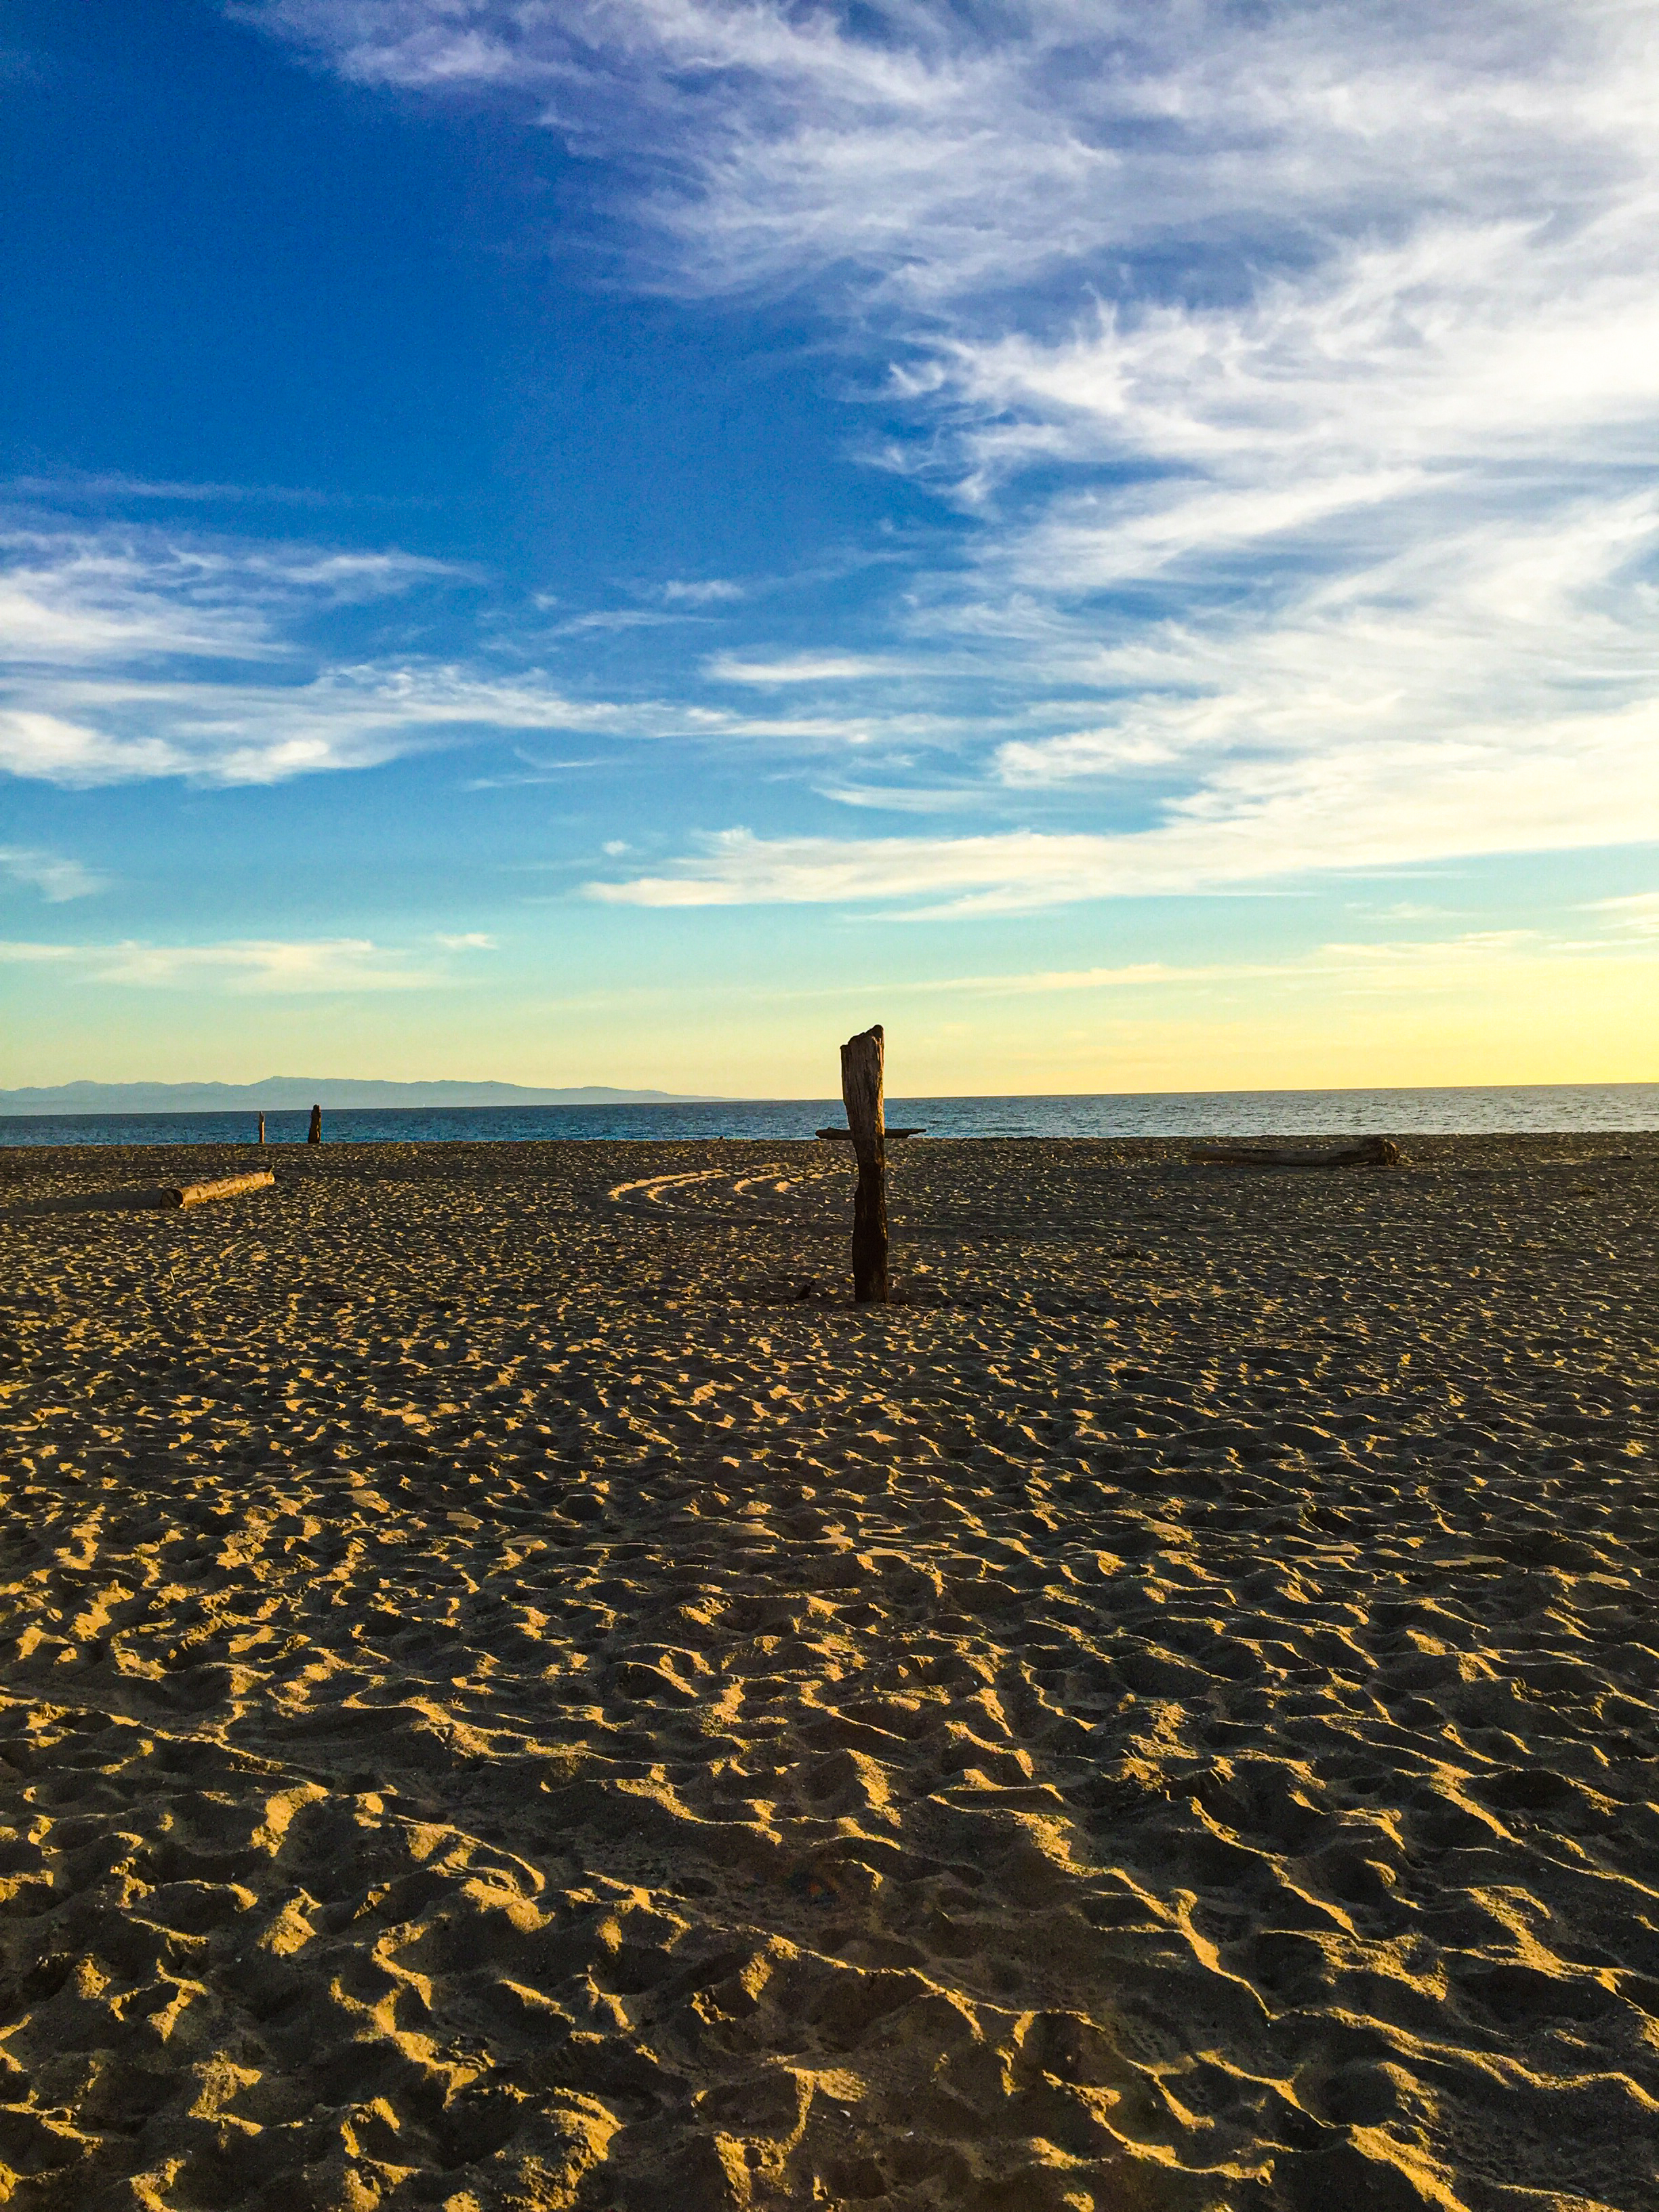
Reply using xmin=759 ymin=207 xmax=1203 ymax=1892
xmin=607 ymin=1159 xmax=846 ymax=1232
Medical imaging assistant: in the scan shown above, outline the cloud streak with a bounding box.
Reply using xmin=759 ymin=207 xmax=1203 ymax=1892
xmin=0 ymin=653 xmax=972 ymax=788
xmin=589 ymin=681 xmax=1659 ymax=914
xmin=0 ymin=933 xmax=487 ymax=991
xmin=0 ymin=525 xmax=454 ymax=665
xmin=241 ymin=4 xmax=1659 ymax=320
xmin=1588 ymin=891 xmax=1659 ymax=937
xmin=885 ymin=928 xmax=1658 ymax=998
xmin=0 ymin=525 xmax=516 ymax=785
xmin=706 ymin=652 xmax=911 ymax=684
xmin=0 ymin=846 xmax=106 ymax=902
xmin=223 ymin=0 xmax=1659 ymax=899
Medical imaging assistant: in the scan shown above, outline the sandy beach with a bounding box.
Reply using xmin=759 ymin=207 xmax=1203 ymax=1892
xmin=0 ymin=1132 xmax=1654 ymax=2211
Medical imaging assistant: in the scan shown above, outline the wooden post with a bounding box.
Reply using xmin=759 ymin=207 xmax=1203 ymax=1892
xmin=840 ymin=1023 xmax=888 ymax=1303
xmin=307 ymin=1103 xmax=322 ymax=1145
xmin=257 ymin=1113 xmax=266 ymax=1146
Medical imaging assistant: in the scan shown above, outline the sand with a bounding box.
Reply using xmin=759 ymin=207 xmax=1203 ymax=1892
xmin=0 ymin=1132 xmax=1654 ymax=2212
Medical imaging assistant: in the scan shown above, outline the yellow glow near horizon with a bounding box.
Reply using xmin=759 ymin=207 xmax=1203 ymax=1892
xmin=4 ymin=941 xmax=1654 ymax=1096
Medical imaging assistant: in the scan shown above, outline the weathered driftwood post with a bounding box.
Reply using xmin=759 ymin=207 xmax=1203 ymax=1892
xmin=307 ymin=1103 xmax=322 ymax=1146
xmin=256 ymin=1113 xmax=266 ymax=1146
xmin=840 ymin=1023 xmax=888 ymax=1303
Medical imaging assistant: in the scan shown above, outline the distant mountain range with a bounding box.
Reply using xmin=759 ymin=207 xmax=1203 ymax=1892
xmin=0 ymin=1078 xmax=722 ymax=1115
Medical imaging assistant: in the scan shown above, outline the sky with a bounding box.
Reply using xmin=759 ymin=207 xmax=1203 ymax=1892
xmin=2 ymin=0 xmax=1656 ymax=1098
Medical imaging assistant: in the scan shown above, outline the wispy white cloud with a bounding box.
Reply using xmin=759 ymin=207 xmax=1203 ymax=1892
xmin=663 ymin=577 xmax=743 ymax=604
xmin=991 ymin=496 xmax=1659 ymax=782
xmin=4 ymin=473 xmax=332 ymax=506
xmin=241 ymin=4 xmax=1659 ymax=318
xmin=589 ymin=701 xmax=1659 ymax=910
xmin=3 ymin=664 xmax=976 ymax=788
xmin=535 ymin=608 xmax=689 ymax=636
xmin=815 ymin=781 xmax=987 ymax=814
xmin=0 ymin=504 xmax=988 ymax=787
xmin=1348 ymin=901 xmax=1468 ymax=922
xmin=1586 ymin=890 xmax=1659 ymax=935
xmin=463 ymin=753 xmax=610 ymax=788
xmin=916 ymin=960 xmax=1267 ymax=996
xmin=706 ymin=651 xmax=909 ymax=683
xmin=0 ymin=935 xmax=468 ymax=991
xmin=585 ymin=823 xmax=1222 ymax=914
xmin=0 ymin=526 xmax=454 ymax=666
xmin=0 ymin=667 xmax=638 ymax=787
xmin=0 ymin=845 xmax=106 ymax=903
xmin=888 ymin=931 xmax=1643 ymax=996
xmin=233 ymin=0 xmax=1659 ymax=895
xmin=0 ymin=523 xmax=512 ymax=783
xmin=88 ymin=939 xmax=435 ymax=991
xmin=0 ymin=708 xmax=190 ymax=784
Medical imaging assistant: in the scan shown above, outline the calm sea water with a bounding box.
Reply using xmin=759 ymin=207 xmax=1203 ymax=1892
xmin=1 ymin=1086 xmax=1653 ymax=1147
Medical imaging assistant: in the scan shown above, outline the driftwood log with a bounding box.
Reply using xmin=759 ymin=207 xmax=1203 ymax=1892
xmin=307 ymin=1104 xmax=322 ymax=1145
xmin=840 ymin=1024 xmax=889 ymax=1303
xmin=165 ymin=1171 xmax=277 ymax=1208
xmin=816 ymin=1126 xmax=923 ymax=1141
xmin=1190 ymin=1136 xmax=1402 ymax=1168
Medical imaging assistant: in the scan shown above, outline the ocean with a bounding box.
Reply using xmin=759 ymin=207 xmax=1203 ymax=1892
xmin=0 ymin=1084 xmax=1653 ymax=1147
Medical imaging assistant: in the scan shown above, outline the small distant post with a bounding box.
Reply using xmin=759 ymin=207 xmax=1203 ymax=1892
xmin=307 ymin=1103 xmax=322 ymax=1146
xmin=840 ymin=1023 xmax=888 ymax=1303
xmin=256 ymin=1113 xmax=266 ymax=1146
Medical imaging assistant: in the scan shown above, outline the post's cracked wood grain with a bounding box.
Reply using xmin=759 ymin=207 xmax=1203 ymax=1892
xmin=0 ymin=1134 xmax=1654 ymax=2211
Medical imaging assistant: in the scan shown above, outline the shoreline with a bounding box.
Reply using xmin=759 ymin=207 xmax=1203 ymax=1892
xmin=3 ymin=1080 xmax=1656 ymax=1153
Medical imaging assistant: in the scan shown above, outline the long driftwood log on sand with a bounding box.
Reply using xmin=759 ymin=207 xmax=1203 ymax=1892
xmin=1190 ymin=1136 xmax=1402 ymax=1168
xmin=167 ymin=1171 xmax=278 ymax=1207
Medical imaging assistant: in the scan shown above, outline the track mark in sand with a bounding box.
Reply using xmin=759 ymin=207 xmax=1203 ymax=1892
xmin=607 ymin=1158 xmax=848 ymax=1235
xmin=607 ymin=1166 xmax=740 ymax=1207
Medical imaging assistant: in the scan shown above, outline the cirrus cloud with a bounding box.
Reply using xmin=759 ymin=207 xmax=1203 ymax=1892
xmin=228 ymin=0 xmax=1659 ymax=899
xmin=0 ymin=933 xmax=494 ymax=991
xmin=0 ymin=845 xmax=106 ymax=902
xmin=590 ymin=692 xmax=1659 ymax=915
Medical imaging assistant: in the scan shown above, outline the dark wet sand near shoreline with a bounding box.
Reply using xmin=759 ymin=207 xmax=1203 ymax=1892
xmin=0 ymin=1134 xmax=1654 ymax=2211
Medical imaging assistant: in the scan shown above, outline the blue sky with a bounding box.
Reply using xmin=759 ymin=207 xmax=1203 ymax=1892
xmin=2 ymin=0 xmax=1655 ymax=1094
